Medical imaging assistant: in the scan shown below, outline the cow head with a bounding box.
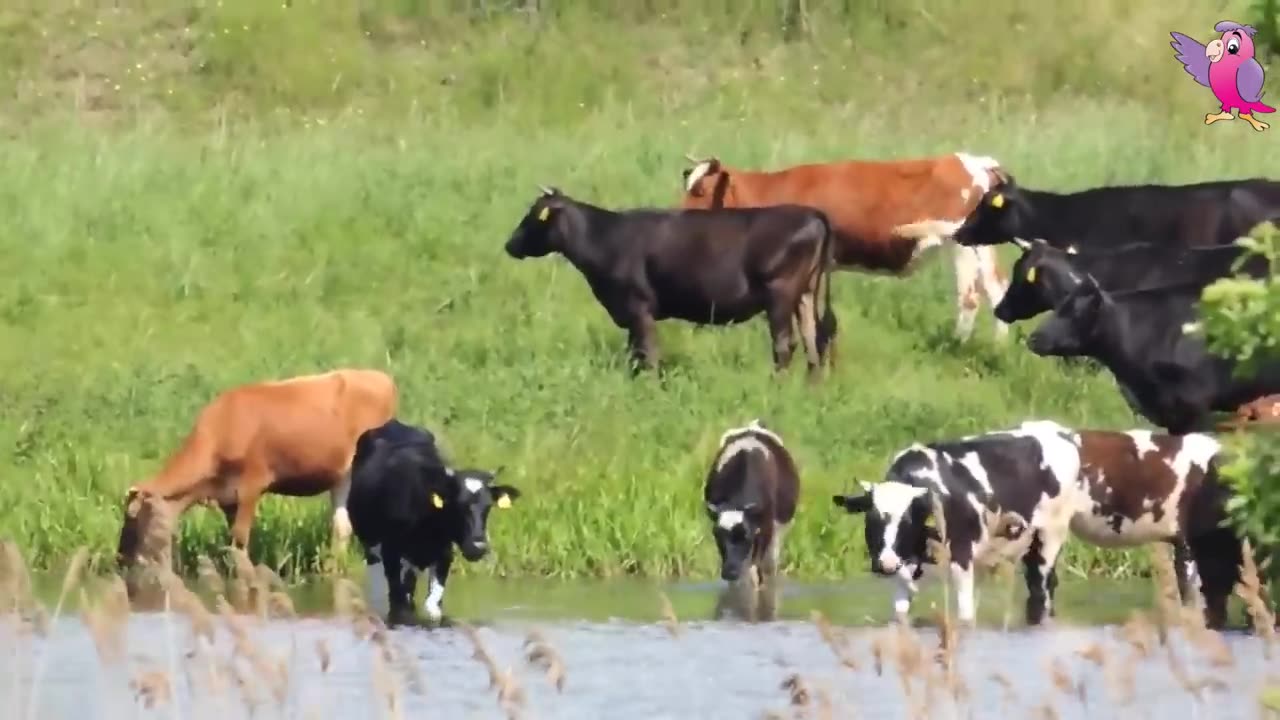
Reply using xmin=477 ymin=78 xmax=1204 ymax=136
xmin=116 ymin=486 xmax=176 ymax=597
xmin=428 ymin=465 xmax=522 ymax=562
xmin=679 ymin=154 xmax=733 ymax=209
xmin=994 ymin=238 xmax=1083 ymax=323
xmin=705 ymin=499 xmax=766 ymax=582
xmin=832 ymin=481 xmax=937 ymax=580
xmin=954 ymin=178 xmax=1035 ymax=248
xmin=1026 ymin=276 xmax=1107 ymax=357
xmin=505 ymin=186 xmax=569 ymax=259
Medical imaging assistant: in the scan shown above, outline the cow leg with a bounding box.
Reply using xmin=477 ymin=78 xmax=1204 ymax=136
xmin=791 ymin=291 xmax=821 ymax=377
xmin=1171 ymin=539 xmax=1201 ymax=608
xmin=1022 ymin=530 xmax=1064 ymax=625
xmin=950 ymin=560 xmax=978 ymax=626
xmin=383 ymin=550 xmax=418 ymax=625
xmin=890 ymin=569 xmax=916 ymax=624
xmin=423 ymin=554 xmax=453 ymax=622
xmin=330 ymin=468 xmax=353 ymax=555
xmin=767 ymin=300 xmax=797 ymax=373
xmin=362 ymin=544 xmax=391 ymax=618
xmin=974 ymin=244 xmax=1009 ymax=342
xmin=950 ymin=242 xmax=982 ymax=342
xmin=626 ymin=312 xmax=660 ymax=374
xmin=1190 ymin=529 xmax=1243 ymax=630
xmin=228 ymin=489 xmax=263 ymax=553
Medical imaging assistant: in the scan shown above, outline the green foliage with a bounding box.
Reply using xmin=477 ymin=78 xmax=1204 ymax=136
xmin=1200 ymin=230 xmax=1280 ymax=558
xmin=0 ymin=1 xmax=1274 ymax=582
xmin=1252 ymin=0 xmax=1280 ymax=58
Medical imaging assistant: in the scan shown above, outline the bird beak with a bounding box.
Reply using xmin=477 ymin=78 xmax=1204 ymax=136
xmin=1205 ymin=38 xmax=1224 ymax=63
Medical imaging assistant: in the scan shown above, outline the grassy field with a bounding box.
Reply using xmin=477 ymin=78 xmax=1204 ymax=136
xmin=0 ymin=0 xmax=1274 ymax=582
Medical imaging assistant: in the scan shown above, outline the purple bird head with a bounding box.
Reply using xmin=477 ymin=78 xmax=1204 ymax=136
xmin=1207 ymin=21 xmax=1258 ymax=65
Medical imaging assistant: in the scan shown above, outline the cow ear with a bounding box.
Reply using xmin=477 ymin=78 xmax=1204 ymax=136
xmin=833 ymin=494 xmax=873 ymax=514
xmin=491 ymin=485 xmax=520 ymax=509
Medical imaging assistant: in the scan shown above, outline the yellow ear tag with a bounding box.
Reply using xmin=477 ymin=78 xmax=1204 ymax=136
xmin=431 ymin=493 xmax=444 ymax=509
xmin=924 ymin=514 xmax=937 ymax=528
xmin=990 ymin=193 xmax=1005 ymax=209
xmin=1026 ymin=266 xmax=1037 ymax=283
xmin=496 ymin=494 xmax=511 ymax=509
xmin=538 ymin=206 xmax=550 ymax=222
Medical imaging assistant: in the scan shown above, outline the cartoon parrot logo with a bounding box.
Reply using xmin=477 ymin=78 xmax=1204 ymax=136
xmin=1170 ymin=21 xmax=1274 ymax=132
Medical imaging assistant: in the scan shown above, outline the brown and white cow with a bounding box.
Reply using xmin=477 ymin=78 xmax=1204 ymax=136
xmin=680 ymin=152 xmax=1012 ymax=342
xmin=116 ymin=368 xmax=399 ymax=592
xmin=833 ymin=421 xmax=1242 ymax=629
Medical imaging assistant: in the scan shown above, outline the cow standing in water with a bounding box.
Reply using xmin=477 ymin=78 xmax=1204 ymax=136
xmin=116 ymin=368 xmax=398 ymax=597
xmin=679 ymin=152 xmax=1012 ymax=343
xmin=347 ymin=419 xmax=521 ymax=625
xmin=703 ymin=420 xmax=800 ymax=620
xmin=833 ymin=421 xmax=1240 ymax=629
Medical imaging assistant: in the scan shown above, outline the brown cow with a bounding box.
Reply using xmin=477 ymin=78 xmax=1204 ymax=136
xmin=1217 ymin=394 xmax=1280 ymax=431
xmin=116 ymin=368 xmax=398 ymax=584
xmin=680 ymin=152 xmax=1012 ymax=343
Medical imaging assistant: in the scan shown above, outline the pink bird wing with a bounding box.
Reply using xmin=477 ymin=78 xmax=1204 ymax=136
xmin=1169 ymin=32 xmax=1212 ymax=88
xmin=1237 ymin=58 xmax=1272 ymax=106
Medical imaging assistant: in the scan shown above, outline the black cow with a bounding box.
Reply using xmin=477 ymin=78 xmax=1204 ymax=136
xmin=994 ymin=237 xmax=1269 ymax=324
xmin=702 ymin=419 xmax=800 ymax=586
xmin=1026 ymin=277 xmax=1280 ymax=435
xmin=955 ymin=176 xmax=1280 ymax=250
xmin=503 ymin=187 xmax=838 ymax=378
xmin=347 ymin=419 xmax=521 ymax=624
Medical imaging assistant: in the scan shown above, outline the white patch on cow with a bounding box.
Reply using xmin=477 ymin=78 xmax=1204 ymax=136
xmin=1182 ymin=321 xmax=1203 ymax=335
xmin=715 ymin=421 xmax=782 ymax=471
xmin=975 ymin=244 xmax=1010 ymax=340
xmin=330 ymin=470 xmax=353 ymax=546
xmin=954 ymin=152 xmax=1002 ymax=194
xmin=956 ymin=452 xmax=993 ymax=494
xmin=685 ymin=161 xmax=713 ymax=192
xmin=1125 ymin=430 xmax=1160 ymax=458
xmin=951 ymin=561 xmax=978 ymax=624
xmin=717 ymin=510 xmax=745 ymax=531
xmin=718 ymin=419 xmax=784 ymax=450
xmin=892 ymin=566 xmax=917 ymax=618
xmin=716 ymin=436 xmax=769 ymax=471
xmin=960 ymin=187 xmax=971 ymax=202
xmin=423 ymin=566 xmax=446 ymax=621
xmin=464 ymin=478 xmax=484 ymax=495
xmin=1168 ymin=433 xmax=1222 ymax=478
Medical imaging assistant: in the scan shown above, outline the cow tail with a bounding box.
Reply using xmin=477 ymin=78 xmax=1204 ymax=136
xmin=814 ymin=212 xmax=838 ymax=367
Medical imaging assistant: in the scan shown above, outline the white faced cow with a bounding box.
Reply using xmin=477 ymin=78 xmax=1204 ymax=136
xmin=833 ymin=420 xmax=1238 ymax=629
xmin=703 ymin=420 xmax=800 ymax=589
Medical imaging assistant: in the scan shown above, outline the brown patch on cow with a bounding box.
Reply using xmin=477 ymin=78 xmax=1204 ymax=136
xmin=1077 ymin=431 xmax=1184 ymax=532
xmin=116 ymin=368 xmax=398 ymax=578
xmin=680 ymin=154 xmax=998 ymax=275
xmin=1217 ymin=394 xmax=1280 ymax=431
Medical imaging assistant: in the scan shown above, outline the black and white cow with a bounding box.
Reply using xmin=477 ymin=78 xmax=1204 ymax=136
xmin=832 ymin=420 xmax=1239 ymax=628
xmin=347 ymin=418 xmax=522 ymax=624
xmin=703 ymin=420 xmax=800 ymax=586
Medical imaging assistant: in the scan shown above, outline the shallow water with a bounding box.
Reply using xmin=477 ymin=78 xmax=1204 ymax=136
xmin=4 ymin=575 xmax=1274 ymax=719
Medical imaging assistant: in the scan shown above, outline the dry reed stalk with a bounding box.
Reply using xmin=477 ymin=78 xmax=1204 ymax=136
xmin=781 ymin=673 xmax=810 ymax=707
xmin=1236 ymin=540 xmax=1276 ymax=657
xmin=869 ymin=630 xmax=888 ymax=677
xmin=130 ymin=669 xmax=173 ymax=709
xmin=1047 ymin=656 xmax=1086 ymax=707
xmin=810 ymin=610 xmax=859 ymax=671
xmin=1148 ymin=545 xmax=1181 ymax=647
xmin=316 ymin=638 xmax=332 ymax=673
xmin=988 ymin=671 xmax=1018 ymax=710
xmin=23 ymin=545 xmax=89 ymax=720
xmin=991 ymin=555 xmax=1019 ymax=632
xmin=460 ymin=622 xmax=525 ymax=718
xmin=370 ymin=645 xmax=405 ymax=720
xmin=1119 ymin=611 xmax=1156 ymax=659
xmin=81 ymin=573 xmax=132 ymax=664
xmin=657 ymin=590 xmax=681 ymax=638
xmin=524 ymin=628 xmax=567 ymax=692
xmin=196 ymin=555 xmax=226 ymax=598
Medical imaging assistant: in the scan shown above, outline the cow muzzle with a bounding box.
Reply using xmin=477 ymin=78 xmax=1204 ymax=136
xmin=875 ymin=550 xmax=903 ymax=576
xmin=460 ymin=539 xmax=489 ymax=561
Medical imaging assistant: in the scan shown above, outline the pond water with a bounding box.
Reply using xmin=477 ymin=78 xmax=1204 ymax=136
xmin=3 ymin=573 xmax=1276 ymax=720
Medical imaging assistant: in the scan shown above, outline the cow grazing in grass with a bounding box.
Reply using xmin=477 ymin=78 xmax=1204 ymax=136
xmin=1026 ymin=277 xmax=1280 ymax=435
xmin=679 ymin=152 xmax=1012 ymax=343
xmin=833 ymin=421 xmax=1240 ymax=628
xmin=1218 ymin=394 xmax=1280 ymax=430
xmin=703 ymin=420 xmax=800 ymax=589
xmin=995 ymin=237 xmax=1268 ymax=324
xmin=955 ymin=176 xmax=1280 ymax=251
xmin=347 ymin=418 xmax=520 ymax=624
xmin=504 ymin=186 xmax=837 ymax=378
xmin=116 ymin=369 xmax=398 ymax=593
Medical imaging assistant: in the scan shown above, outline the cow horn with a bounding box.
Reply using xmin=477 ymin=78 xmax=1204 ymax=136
xmin=1011 ymin=237 xmax=1032 ymax=250
xmin=684 ymin=153 xmax=700 ymax=164
xmin=538 ymin=184 xmax=554 ymax=196
xmin=491 ymin=464 xmax=506 ymax=478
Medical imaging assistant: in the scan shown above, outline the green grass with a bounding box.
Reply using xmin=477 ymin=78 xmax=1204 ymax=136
xmin=0 ymin=0 xmax=1274 ymax=582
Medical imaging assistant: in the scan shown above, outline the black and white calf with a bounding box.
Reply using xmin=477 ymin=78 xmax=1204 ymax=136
xmin=347 ymin=419 xmax=522 ymax=623
xmin=703 ymin=420 xmax=800 ymax=585
xmin=832 ymin=421 xmax=1239 ymax=629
